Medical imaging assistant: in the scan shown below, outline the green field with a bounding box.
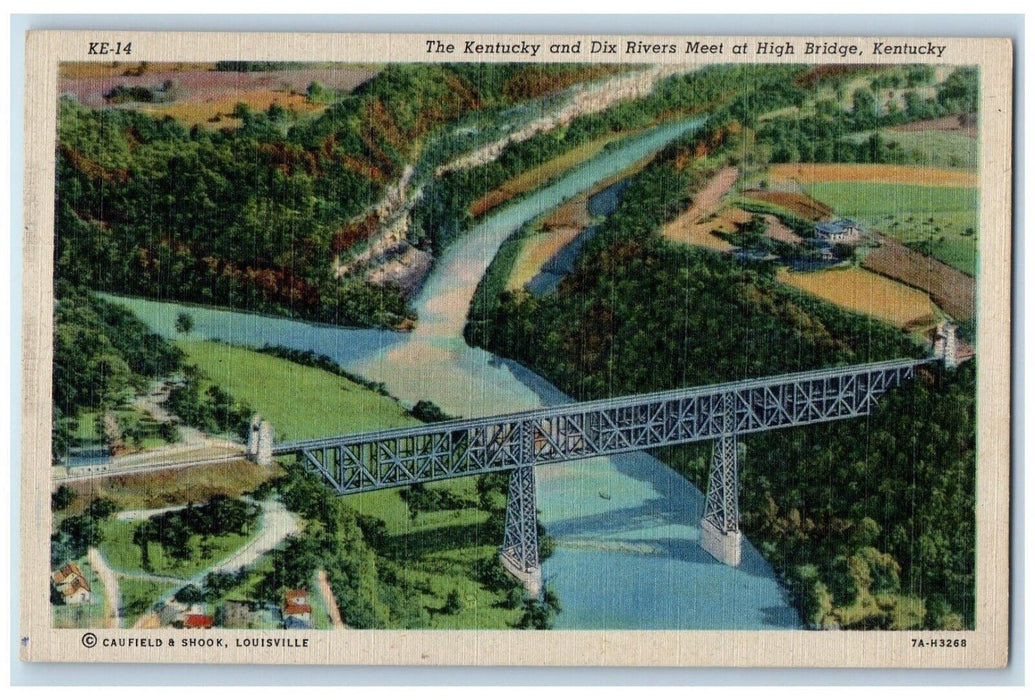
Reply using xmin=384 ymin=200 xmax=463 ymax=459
xmin=804 ymin=182 xmax=978 ymax=276
xmin=99 ymin=518 xmax=256 ymax=580
xmin=72 ymin=410 xmax=102 ymax=441
xmin=844 ymin=129 xmax=978 ymax=171
xmin=180 ymin=341 xmax=525 ymax=629
xmin=118 ymin=576 xmax=170 ymax=626
xmin=177 ymin=340 xmax=417 ymax=441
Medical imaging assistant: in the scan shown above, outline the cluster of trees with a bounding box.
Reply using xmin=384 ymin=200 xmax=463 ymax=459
xmin=52 ymin=284 xmax=184 ymax=460
xmin=104 ymin=80 xmax=178 ymax=104
xmin=50 ymin=497 xmax=119 ymax=566
xmin=51 ymin=288 xmax=252 ymax=461
xmin=133 ymin=496 xmax=259 ymax=566
xmin=56 ymin=92 xmax=414 ymax=327
xmin=467 ymin=131 xmax=975 ymax=629
xmin=164 ymin=366 xmax=254 ymax=440
xmin=868 ymin=65 xmax=937 ymax=91
xmin=251 ymin=343 xmax=390 ymax=395
xmin=400 ymin=483 xmax=471 ymax=519
xmin=263 ymin=468 xmax=430 ymax=627
xmin=56 ymin=63 xmax=517 ymax=327
xmin=757 ymin=67 xmax=979 ymax=165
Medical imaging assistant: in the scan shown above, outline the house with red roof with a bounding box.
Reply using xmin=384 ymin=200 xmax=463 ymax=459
xmin=282 ymin=589 xmax=312 ymax=625
xmin=183 ymin=614 xmax=214 ymax=629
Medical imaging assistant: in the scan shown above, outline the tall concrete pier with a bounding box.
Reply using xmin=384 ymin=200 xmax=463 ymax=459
xmin=247 ymin=416 xmax=274 ymax=466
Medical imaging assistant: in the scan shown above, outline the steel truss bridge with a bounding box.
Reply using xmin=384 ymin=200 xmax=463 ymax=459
xmin=269 ymin=358 xmax=931 ymax=586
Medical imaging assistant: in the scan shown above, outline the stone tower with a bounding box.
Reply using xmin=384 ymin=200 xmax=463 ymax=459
xmin=934 ymin=321 xmax=961 ymax=369
xmin=247 ymin=415 xmax=274 ymax=466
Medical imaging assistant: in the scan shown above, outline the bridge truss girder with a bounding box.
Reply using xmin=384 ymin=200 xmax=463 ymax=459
xmin=282 ymin=360 xmax=924 ymax=497
xmin=281 ymin=359 xmax=924 ymax=580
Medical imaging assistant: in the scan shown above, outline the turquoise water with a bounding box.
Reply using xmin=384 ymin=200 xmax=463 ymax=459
xmin=103 ymin=119 xmax=800 ymax=630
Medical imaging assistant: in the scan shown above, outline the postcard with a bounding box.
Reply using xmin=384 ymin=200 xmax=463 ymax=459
xmin=19 ymin=30 xmax=1012 ymax=667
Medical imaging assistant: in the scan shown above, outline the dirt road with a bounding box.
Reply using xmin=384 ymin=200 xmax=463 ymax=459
xmin=317 ymin=570 xmax=346 ymax=629
xmin=88 ymin=547 xmax=122 ymax=629
xmin=662 ymin=167 xmax=740 ymax=250
xmin=207 ymin=499 xmax=301 ymax=576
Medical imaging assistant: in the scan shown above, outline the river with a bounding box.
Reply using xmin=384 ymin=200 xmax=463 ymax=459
xmin=103 ymin=119 xmax=800 ymax=630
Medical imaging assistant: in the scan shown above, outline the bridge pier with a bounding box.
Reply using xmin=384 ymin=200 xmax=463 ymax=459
xmin=247 ymin=416 xmax=274 ymax=467
xmin=500 ymin=423 xmax=542 ymax=595
xmin=700 ymin=394 xmax=742 ymax=567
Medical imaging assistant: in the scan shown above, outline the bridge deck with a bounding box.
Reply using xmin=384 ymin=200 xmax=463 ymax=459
xmin=274 ymin=357 xmax=930 ymax=455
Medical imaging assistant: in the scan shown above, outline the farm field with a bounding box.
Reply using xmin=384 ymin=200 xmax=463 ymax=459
xmin=892 ymin=115 xmax=978 ymax=139
xmin=804 ymin=181 xmax=978 ymax=276
xmin=661 ymin=167 xmax=740 ymax=251
xmin=141 ymin=91 xmax=320 ymax=128
xmin=768 ymin=163 xmax=977 ymax=188
xmin=760 ymin=214 xmax=802 ymax=244
xmin=844 ymin=128 xmax=978 ymax=170
xmin=739 ymin=189 xmax=832 ymax=221
xmin=863 ymin=234 xmax=976 ymax=321
xmin=662 ymin=207 xmax=739 ymax=251
xmin=59 ymin=64 xmax=379 ymax=128
xmin=776 ymin=267 xmax=940 ymax=330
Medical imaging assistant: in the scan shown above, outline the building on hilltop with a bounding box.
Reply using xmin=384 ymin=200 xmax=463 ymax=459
xmin=813 ymin=218 xmax=862 ymax=244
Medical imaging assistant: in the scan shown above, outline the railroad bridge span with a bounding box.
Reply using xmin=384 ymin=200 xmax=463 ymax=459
xmin=254 ymin=357 xmax=935 ymax=592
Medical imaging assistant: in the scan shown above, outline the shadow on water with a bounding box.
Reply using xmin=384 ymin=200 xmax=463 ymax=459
xmin=548 ymin=498 xmax=788 ymax=584
xmin=760 ymin=605 xmax=802 ymax=629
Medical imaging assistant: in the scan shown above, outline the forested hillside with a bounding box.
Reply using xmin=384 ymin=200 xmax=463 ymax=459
xmin=417 ymin=64 xmax=806 ymax=252
xmin=756 ymin=66 xmax=978 ymax=165
xmin=54 ymin=64 xmax=632 ymax=327
xmin=51 ymin=285 xmax=258 ymax=461
xmin=467 ymin=129 xmax=975 ymax=629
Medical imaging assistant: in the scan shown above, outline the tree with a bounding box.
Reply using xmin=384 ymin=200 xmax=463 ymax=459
xmin=86 ymin=497 xmax=118 ymax=520
xmin=851 ymin=88 xmax=879 ymax=130
xmin=175 ymin=311 xmax=194 ymax=335
xmin=442 ymin=590 xmax=463 ymax=615
xmin=174 ymin=584 xmax=204 ymax=604
xmin=409 ymin=400 xmax=455 ymax=423
xmin=51 ymin=485 xmax=76 ymax=511
xmin=937 ymin=67 xmax=979 ymax=116
xmin=514 ymin=586 xmax=562 ymax=629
